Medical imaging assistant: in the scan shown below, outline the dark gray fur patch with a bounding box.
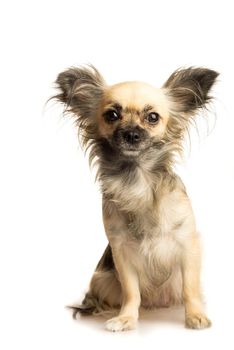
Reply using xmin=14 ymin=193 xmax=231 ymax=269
xmin=68 ymin=293 xmax=101 ymax=317
xmin=95 ymin=133 xmax=175 ymax=184
xmin=95 ymin=137 xmax=139 ymax=178
xmin=95 ymin=244 xmax=115 ymax=271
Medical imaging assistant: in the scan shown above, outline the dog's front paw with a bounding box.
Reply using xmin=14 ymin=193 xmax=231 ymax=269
xmin=105 ymin=316 xmax=137 ymax=332
xmin=186 ymin=313 xmax=212 ymax=329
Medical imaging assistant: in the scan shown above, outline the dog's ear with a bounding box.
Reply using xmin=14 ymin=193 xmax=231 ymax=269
xmin=53 ymin=65 xmax=106 ymax=144
xmin=163 ymin=67 xmax=219 ymax=114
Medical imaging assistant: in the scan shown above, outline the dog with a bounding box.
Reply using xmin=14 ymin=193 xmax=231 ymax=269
xmin=53 ymin=65 xmax=218 ymax=331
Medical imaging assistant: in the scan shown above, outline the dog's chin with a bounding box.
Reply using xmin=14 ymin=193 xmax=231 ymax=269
xmin=109 ymin=139 xmax=151 ymax=158
xmin=121 ymin=148 xmax=141 ymax=157
xmin=117 ymin=143 xmax=150 ymax=158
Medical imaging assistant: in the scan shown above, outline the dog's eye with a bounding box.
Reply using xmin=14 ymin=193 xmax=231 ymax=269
xmin=146 ymin=112 xmax=160 ymax=124
xmin=104 ymin=110 xmax=120 ymax=123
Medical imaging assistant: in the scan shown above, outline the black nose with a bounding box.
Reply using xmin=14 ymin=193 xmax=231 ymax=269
xmin=123 ymin=129 xmax=141 ymax=144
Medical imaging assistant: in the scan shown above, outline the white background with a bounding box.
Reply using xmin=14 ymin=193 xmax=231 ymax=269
xmin=0 ymin=0 xmax=234 ymax=349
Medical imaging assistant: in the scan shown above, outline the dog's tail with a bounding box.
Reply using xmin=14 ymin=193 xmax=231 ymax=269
xmin=68 ymin=245 xmax=120 ymax=318
xmin=67 ymin=293 xmax=115 ymax=319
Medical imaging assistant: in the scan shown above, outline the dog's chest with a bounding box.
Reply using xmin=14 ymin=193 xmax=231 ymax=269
xmin=123 ymin=227 xmax=180 ymax=288
xmin=103 ymin=167 xmax=195 ymax=288
xmin=121 ymin=191 xmax=193 ymax=288
xmin=142 ymin=235 xmax=180 ymax=287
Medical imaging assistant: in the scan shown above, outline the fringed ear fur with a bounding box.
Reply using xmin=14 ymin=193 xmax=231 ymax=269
xmin=162 ymin=67 xmax=219 ymax=145
xmin=53 ymin=65 xmax=106 ymax=145
xmin=163 ymin=67 xmax=219 ymax=114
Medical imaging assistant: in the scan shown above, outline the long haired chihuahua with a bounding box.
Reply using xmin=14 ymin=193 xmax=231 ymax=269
xmin=53 ymin=65 xmax=218 ymax=331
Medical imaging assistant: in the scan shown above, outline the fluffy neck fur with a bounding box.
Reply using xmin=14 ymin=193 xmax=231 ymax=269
xmin=90 ymin=138 xmax=178 ymax=212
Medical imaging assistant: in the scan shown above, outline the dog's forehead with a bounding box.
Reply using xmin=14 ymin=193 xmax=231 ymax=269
xmin=105 ymin=81 xmax=168 ymax=112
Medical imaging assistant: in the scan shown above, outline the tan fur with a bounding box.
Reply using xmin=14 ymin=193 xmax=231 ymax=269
xmin=101 ymin=177 xmax=201 ymax=330
xmin=97 ymin=82 xmax=169 ymax=139
xmin=53 ymin=65 xmax=218 ymax=331
xmin=96 ymin=80 xmax=212 ymax=330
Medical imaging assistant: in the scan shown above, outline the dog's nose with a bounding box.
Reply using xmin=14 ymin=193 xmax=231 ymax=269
xmin=123 ymin=130 xmax=141 ymax=144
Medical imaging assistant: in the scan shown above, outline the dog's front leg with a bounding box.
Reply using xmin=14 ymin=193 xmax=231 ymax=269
xmin=103 ymin=206 xmax=141 ymax=332
xmin=182 ymin=234 xmax=211 ymax=329
xmin=105 ymin=246 xmax=140 ymax=332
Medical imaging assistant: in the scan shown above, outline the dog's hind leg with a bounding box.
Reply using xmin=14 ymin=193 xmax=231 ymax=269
xmin=71 ymin=245 xmax=122 ymax=318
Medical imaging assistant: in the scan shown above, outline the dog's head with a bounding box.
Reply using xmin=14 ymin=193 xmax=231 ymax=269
xmin=53 ymin=65 xmax=218 ymax=159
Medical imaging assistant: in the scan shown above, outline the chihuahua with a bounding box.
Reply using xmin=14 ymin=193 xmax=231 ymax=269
xmin=53 ymin=65 xmax=218 ymax=331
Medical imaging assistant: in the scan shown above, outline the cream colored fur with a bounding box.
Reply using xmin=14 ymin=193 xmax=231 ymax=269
xmin=53 ymin=65 xmax=218 ymax=332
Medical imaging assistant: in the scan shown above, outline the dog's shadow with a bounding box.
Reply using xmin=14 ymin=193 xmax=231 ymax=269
xmin=68 ymin=306 xmax=185 ymax=331
xmin=140 ymin=306 xmax=184 ymax=328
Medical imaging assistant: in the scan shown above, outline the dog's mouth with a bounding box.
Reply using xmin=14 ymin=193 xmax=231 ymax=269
xmin=121 ymin=148 xmax=141 ymax=156
xmin=114 ymin=141 xmax=148 ymax=158
xmin=98 ymin=136 xmax=166 ymax=163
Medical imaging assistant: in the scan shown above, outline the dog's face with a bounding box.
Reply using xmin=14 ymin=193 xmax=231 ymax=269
xmin=54 ymin=66 xmax=218 ymax=159
xmin=97 ymin=82 xmax=170 ymax=156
